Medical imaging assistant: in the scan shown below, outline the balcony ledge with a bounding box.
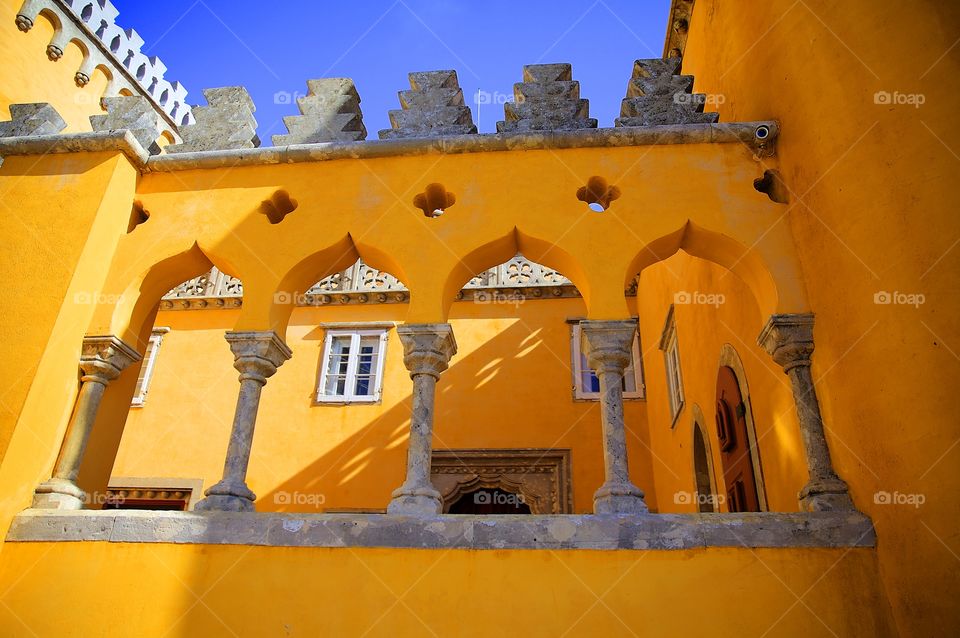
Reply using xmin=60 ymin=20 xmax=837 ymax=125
xmin=6 ymin=509 xmax=874 ymax=550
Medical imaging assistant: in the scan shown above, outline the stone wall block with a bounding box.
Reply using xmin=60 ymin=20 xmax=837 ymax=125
xmin=89 ymin=96 xmax=162 ymax=154
xmin=378 ymin=70 xmax=477 ymax=139
xmin=0 ymin=103 xmax=66 ymax=137
xmin=616 ymin=58 xmax=719 ymax=127
xmin=497 ymin=63 xmax=597 ymax=132
xmin=166 ymin=86 xmax=259 ymax=153
xmin=272 ymin=78 xmax=366 ymax=145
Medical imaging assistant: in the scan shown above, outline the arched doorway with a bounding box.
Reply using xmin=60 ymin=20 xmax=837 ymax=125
xmin=692 ymin=419 xmax=718 ymax=513
xmin=715 ymin=365 xmax=761 ymax=512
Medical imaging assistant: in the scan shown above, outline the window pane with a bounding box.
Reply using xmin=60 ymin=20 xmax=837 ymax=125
xmin=323 ymin=336 xmax=352 ymax=396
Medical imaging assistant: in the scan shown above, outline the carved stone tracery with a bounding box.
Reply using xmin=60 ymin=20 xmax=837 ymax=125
xmin=431 ymin=449 xmax=573 ymax=514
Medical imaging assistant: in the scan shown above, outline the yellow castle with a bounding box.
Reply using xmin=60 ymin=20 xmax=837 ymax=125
xmin=0 ymin=0 xmax=956 ymax=635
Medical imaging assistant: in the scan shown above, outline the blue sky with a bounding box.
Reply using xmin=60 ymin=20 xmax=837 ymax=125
xmin=113 ymin=0 xmax=671 ymax=142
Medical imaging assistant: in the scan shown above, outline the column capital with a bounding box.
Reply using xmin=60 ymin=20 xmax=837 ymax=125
xmin=580 ymin=319 xmax=637 ymax=374
xmin=225 ymin=331 xmax=292 ymax=383
xmin=78 ymin=335 xmax=142 ymax=384
xmin=758 ymin=313 xmax=815 ymax=372
xmin=397 ymin=323 xmax=457 ymax=379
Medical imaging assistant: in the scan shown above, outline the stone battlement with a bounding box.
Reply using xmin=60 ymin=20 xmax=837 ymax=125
xmin=15 ymin=0 xmax=193 ymax=135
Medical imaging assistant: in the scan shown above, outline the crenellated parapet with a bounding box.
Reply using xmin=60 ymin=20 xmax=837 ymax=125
xmin=14 ymin=0 xmax=193 ymax=136
xmin=0 ymin=103 xmax=66 ymax=137
xmin=379 ymin=70 xmax=476 ymax=139
xmin=497 ymin=63 xmax=597 ymax=132
xmin=616 ymin=58 xmax=719 ymax=127
xmin=273 ymin=78 xmax=366 ymax=145
xmin=89 ymin=96 xmax=161 ymax=154
xmin=166 ymin=87 xmax=259 ymax=154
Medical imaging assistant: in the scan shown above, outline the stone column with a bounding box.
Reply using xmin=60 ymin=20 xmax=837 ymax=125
xmin=195 ymin=331 xmax=291 ymax=512
xmin=33 ymin=336 xmax=141 ymax=510
xmin=387 ymin=324 xmax=457 ymax=516
xmin=758 ymin=314 xmax=854 ymax=511
xmin=581 ymin=320 xmax=649 ymax=514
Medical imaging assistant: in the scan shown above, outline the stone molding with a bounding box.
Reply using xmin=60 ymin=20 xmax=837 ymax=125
xmin=431 ymin=449 xmax=573 ymax=514
xmin=0 ymin=121 xmax=780 ymax=172
xmin=7 ymin=510 xmax=877 ymax=550
xmin=14 ymin=0 xmax=193 ymax=134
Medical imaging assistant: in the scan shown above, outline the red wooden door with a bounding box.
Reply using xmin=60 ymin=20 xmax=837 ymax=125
xmin=715 ymin=366 xmax=761 ymax=512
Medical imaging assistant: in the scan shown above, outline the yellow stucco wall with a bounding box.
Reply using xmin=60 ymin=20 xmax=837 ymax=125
xmin=680 ymin=1 xmax=960 ymax=634
xmin=108 ymin=298 xmax=658 ymax=514
xmin=0 ymin=542 xmax=896 ymax=637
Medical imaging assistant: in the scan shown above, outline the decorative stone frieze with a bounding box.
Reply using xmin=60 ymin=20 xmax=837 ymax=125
xmin=0 ymin=102 xmax=66 ymax=137
xmin=194 ymin=331 xmax=291 ymax=512
xmin=89 ymin=96 xmax=162 ymax=154
xmin=615 ymin=58 xmax=719 ymax=127
xmin=663 ymin=0 xmax=696 ymax=59
xmin=387 ymin=324 xmax=457 ymax=516
xmin=166 ymin=87 xmax=259 ymax=154
xmin=580 ymin=320 xmax=648 ymax=514
xmin=497 ymin=63 xmax=597 ymax=132
xmin=159 ymin=256 xmax=600 ymax=311
xmin=14 ymin=0 xmax=193 ymax=131
xmin=758 ymin=313 xmax=855 ymax=511
xmin=379 ymin=70 xmax=477 ymax=139
xmin=272 ymin=78 xmax=366 ymax=145
xmin=33 ymin=335 xmax=141 ymax=510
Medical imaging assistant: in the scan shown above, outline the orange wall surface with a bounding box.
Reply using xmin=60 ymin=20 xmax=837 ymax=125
xmin=0 ymin=541 xmax=896 ymax=637
xmin=680 ymin=0 xmax=960 ymax=634
xmin=108 ymin=298 xmax=658 ymax=514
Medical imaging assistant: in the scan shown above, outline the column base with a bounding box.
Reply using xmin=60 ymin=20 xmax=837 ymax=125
xmin=593 ymin=482 xmax=648 ymax=514
xmin=387 ymin=484 xmax=442 ymax=516
xmin=32 ymin=478 xmax=86 ymax=510
xmin=799 ymin=477 xmax=854 ymax=511
xmin=194 ymin=480 xmax=256 ymax=512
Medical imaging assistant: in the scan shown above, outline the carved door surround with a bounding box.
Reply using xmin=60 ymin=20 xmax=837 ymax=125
xmin=431 ymin=449 xmax=573 ymax=514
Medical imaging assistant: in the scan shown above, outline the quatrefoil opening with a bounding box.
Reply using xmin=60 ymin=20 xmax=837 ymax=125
xmin=577 ymin=176 xmax=621 ymax=212
xmin=413 ymin=183 xmax=456 ymax=218
xmin=259 ymin=189 xmax=298 ymax=224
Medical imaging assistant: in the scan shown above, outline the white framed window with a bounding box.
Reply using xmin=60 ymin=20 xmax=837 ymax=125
xmin=659 ymin=307 xmax=685 ymax=423
xmin=316 ymin=329 xmax=388 ymax=403
xmin=131 ymin=327 xmax=169 ymax=407
xmin=570 ymin=322 xmax=645 ymax=400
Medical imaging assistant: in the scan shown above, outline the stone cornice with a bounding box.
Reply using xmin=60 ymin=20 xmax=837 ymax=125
xmin=7 ymin=509 xmax=876 ymax=550
xmin=0 ymin=122 xmax=778 ymax=173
